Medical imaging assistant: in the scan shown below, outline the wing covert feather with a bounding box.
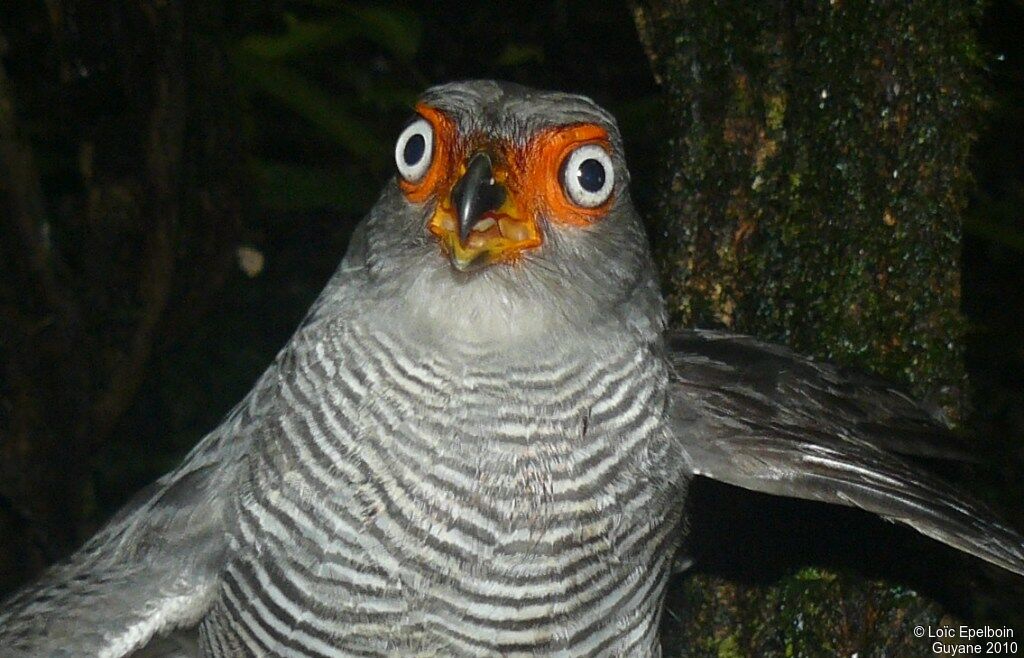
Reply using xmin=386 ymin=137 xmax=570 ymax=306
xmin=0 ymin=363 xmax=276 ymax=656
xmin=666 ymin=328 xmax=1024 ymax=576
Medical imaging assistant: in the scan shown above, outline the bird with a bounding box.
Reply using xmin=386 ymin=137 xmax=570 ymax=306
xmin=1 ymin=79 xmax=1022 ymax=658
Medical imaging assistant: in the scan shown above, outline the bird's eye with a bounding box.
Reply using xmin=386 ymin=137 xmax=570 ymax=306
xmin=395 ymin=118 xmax=434 ymax=183
xmin=561 ymin=144 xmax=615 ymax=208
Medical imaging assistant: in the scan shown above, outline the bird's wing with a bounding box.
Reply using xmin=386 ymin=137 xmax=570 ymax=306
xmin=0 ymin=221 xmax=369 ymax=657
xmin=665 ymin=328 xmax=1024 ymax=576
xmin=0 ymin=383 xmax=265 ymax=657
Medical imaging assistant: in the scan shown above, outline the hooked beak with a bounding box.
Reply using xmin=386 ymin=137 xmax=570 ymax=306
xmin=428 ymin=152 xmax=542 ymax=271
xmin=452 ymin=153 xmax=506 ymax=246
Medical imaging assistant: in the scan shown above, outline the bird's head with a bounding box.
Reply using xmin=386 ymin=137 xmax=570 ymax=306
xmin=360 ymin=81 xmax=663 ymax=343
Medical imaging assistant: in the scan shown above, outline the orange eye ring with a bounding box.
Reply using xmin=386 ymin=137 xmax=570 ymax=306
xmin=399 ymin=104 xmax=459 ymax=203
xmin=521 ymin=123 xmax=614 ymax=226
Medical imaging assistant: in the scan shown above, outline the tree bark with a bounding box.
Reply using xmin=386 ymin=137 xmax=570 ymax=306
xmin=0 ymin=0 xmax=245 ymax=593
xmin=629 ymin=1 xmax=992 ymax=656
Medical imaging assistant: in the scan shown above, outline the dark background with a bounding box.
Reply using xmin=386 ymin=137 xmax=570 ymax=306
xmin=0 ymin=0 xmax=1022 ymax=645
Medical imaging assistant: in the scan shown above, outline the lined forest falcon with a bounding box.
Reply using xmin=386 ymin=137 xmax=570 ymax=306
xmin=1 ymin=80 xmax=1023 ymax=657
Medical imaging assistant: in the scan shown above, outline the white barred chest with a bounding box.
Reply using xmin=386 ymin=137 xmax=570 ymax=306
xmin=203 ymin=324 xmax=685 ymax=657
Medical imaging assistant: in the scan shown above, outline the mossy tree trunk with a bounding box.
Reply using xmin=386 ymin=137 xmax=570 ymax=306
xmin=0 ymin=1 xmax=246 ymax=593
xmin=629 ymin=1 xmax=986 ymax=656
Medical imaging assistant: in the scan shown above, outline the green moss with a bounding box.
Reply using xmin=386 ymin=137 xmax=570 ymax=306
xmin=716 ymin=634 xmax=742 ymax=658
xmin=633 ymin=0 xmax=983 ymax=654
xmin=640 ymin=0 xmax=976 ymax=401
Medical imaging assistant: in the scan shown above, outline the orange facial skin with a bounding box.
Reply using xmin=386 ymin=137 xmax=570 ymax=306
xmin=399 ymin=103 xmax=615 ymax=269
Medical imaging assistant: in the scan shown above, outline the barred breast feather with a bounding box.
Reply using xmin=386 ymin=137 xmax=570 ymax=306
xmin=199 ymin=303 xmax=686 ymax=657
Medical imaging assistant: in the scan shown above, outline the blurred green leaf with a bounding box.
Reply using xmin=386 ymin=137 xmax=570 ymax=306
xmin=495 ymin=43 xmax=545 ymax=67
xmin=237 ymin=14 xmax=361 ymax=61
xmin=251 ymin=159 xmax=370 ymax=213
xmin=228 ymin=47 xmax=385 ymax=165
xmin=358 ymin=83 xmax=419 ymax=111
xmin=257 ymin=2 xmax=421 ymax=59
xmin=344 ymin=4 xmax=421 ymax=59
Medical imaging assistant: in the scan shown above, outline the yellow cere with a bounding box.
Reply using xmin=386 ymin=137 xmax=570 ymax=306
xmin=428 ymin=167 xmax=542 ymax=270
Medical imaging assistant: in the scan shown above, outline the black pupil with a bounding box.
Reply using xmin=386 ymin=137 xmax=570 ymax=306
xmin=577 ymin=158 xmax=606 ymax=193
xmin=403 ymin=133 xmax=426 ymax=166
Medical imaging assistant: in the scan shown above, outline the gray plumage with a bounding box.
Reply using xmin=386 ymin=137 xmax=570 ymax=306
xmin=1 ymin=80 xmax=1022 ymax=657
